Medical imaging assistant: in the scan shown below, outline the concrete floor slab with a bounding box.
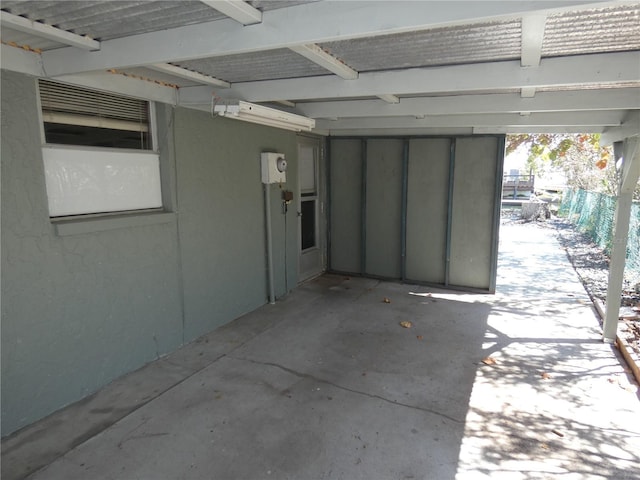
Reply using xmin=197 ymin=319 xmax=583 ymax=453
xmin=2 ymin=222 xmax=639 ymax=480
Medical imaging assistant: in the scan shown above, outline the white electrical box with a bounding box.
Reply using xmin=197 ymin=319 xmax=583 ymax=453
xmin=261 ymin=152 xmax=287 ymax=184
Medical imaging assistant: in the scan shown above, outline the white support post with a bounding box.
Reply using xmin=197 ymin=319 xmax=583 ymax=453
xmin=603 ymin=138 xmax=640 ymax=342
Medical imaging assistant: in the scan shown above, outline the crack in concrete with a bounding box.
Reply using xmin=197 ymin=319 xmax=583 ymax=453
xmin=229 ymin=355 xmax=464 ymax=424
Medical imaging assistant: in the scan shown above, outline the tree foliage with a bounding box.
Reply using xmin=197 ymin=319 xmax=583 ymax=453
xmin=506 ymin=133 xmax=639 ymax=200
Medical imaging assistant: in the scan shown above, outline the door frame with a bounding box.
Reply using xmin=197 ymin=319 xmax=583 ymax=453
xmin=297 ymin=135 xmax=326 ymax=283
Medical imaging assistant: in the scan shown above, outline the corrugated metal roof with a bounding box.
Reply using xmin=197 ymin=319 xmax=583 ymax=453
xmin=543 ymin=4 xmax=640 ymax=57
xmin=320 ymin=19 xmax=522 ymax=71
xmin=0 ymin=0 xmax=317 ymax=42
xmin=537 ymin=81 xmax=640 ymax=92
xmin=0 ymin=1 xmax=224 ymax=41
xmin=0 ymin=0 xmax=637 ymax=135
xmin=175 ymin=49 xmax=332 ymax=83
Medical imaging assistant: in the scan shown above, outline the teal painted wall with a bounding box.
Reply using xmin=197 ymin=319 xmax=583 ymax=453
xmin=173 ymin=108 xmax=299 ymax=340
xmin=0 ymin=71 xmax=300 ymax=436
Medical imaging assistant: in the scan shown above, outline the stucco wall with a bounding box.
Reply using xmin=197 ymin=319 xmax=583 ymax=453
xmin=1 ymin=71 xmax=300 ymax=436
xmin=173 ymin=108 xmax=298 ymax=340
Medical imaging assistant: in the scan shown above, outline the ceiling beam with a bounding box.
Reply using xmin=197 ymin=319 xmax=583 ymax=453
xmin=314 ymin=111 xmax=624 ymax=130
xmin=325 ymin=125 xmax=607 ymax=137
xmin=377 ymin=94 xmax=400 ymax=104
xmin=473 ymin=126 xmax=606 ymax=134
xmin=273 ymin=100 xmax=296 ymax=108
xmin=148 ymin=63 xmax=230 ymax=88
xmin=0 ymin=44 xmax=45 ymax=77
xmin=0 ymin=11 xmax=100 ymax=51
xmin=521 ymin=14 xmax=546 ymax=67
xmin=40 ymin=1 xmax=611 ymax=76
xmin=601 ymin=111 xmax=640 ymax=145
xmin=54 ymin=71 xmax=178 ymax=105
xmin=199 ymin=0 xmax=262 ymax=25
xmin=327 ymin=127 xmax=475 ymax=137
xmin=620 ymin=137 xmax=640 ymax=193
xmin=289 ymin=44 xmax=358 ymax=80
xmin=226 ymin=51 xmax=640 ymax=102
xmin=295 ymin=88 xmax=640 ymax=118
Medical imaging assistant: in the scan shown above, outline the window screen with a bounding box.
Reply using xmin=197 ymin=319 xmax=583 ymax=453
xmin=39 ymin=79 xmax=151 ymax=150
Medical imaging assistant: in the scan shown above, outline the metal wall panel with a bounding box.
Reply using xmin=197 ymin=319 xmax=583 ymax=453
xmin=449 ymin=137 xmax=499 ymax=289
xmin=329 ymin=139 xmax=362 ymax=274
xmin=365 ymin=139 xmax=403 ymax=278
xmin=405 ymin=138 xmax=450 ymax=283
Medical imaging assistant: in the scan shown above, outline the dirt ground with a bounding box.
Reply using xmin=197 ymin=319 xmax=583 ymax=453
xmin=502 ymin=209 xmax=640 ymax=365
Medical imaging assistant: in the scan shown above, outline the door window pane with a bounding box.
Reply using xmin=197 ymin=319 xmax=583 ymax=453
xmin=301 ymin=200 xmax=316 ymax=250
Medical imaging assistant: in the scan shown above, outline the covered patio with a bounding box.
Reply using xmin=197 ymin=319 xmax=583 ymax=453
xmin=3 ymin=221 xmax=638 ymax=480
xmin=2 ymin=2 xmax=639 ymax=478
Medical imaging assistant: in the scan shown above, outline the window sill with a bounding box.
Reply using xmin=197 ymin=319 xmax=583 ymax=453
xmin=53 ymin=211 xmax=175 ymax=236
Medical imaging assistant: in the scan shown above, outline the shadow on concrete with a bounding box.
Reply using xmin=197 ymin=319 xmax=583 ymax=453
xmin=454 ymin=221 xmax=640 ymax=479
xmin=3 ymin=275 xmax=491 ymax=480
xmin=3 ymin=221 xmax=639 ymax=480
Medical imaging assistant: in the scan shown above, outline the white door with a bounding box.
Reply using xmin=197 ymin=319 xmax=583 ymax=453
xmin=298 ymin=137 xmax=325 ymax=282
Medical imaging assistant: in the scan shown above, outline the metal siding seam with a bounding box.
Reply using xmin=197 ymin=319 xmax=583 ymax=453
xmin=400 ymin=138 xmax=409 ymax=281
xmin=361 ymin=139 xmax=367 ymax=275
xmin=326 ymin=137 xmax=332 ymax=271
xmin=445 ymin=138 xmax=456 ymax=287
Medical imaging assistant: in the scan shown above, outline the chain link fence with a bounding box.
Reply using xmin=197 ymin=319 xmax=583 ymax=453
xmin=559 ymin=189 xmax=640 ymax=284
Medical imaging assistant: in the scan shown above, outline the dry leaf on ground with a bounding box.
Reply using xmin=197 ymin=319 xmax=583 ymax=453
xmin=399 ymin=321 xmax=412 ymax=328
xmin=416 ymin=335 xmax=423 ymax=340
xmin=383 ymin=297 xmax=391 ymax=303
xmin=541 ymin=372 xmax=551 ymax=379
xmin=481 ymin=356 xmax=497 ymax=365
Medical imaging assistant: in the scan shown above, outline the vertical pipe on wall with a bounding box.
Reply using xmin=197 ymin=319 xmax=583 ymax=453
xmin=264 ymin=183 xmax=276 ymax=304
xmin=326 ymin=137 xmax=332 ymax=272
xmin=400 ymin=139 xmax=409 ymax=281
xmin=489 ymin=135 xmax=506 ymax=293
xmin=445 ymin=138 xmax=456 ymax=287
xmin=361 ymin=139 xmax=368 ymax=275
